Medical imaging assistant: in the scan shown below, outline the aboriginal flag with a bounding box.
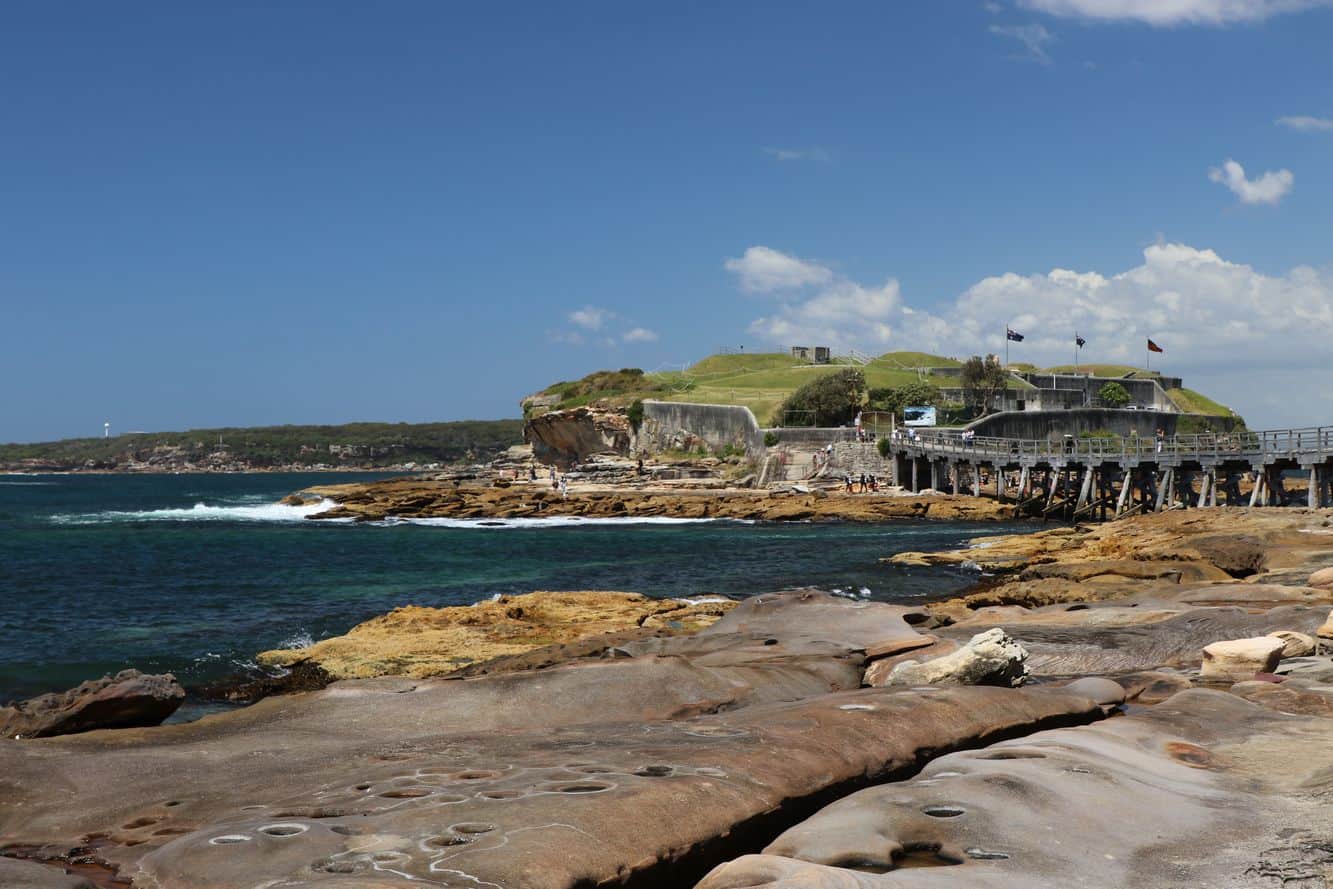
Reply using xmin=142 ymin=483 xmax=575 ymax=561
xmin=1147 ymin=339 xmax=1163 ymax=353
xmin=1006 ymin=328 xmax=1025 ymax=342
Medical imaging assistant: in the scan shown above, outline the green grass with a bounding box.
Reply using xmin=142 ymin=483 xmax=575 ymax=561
xmin=1041 ymin=364 xmax=1161 ymax=378
xmin=871 ymin=351 xmax=962 ymax=368
xmin=1167 ymin=388 xmax=1237 ymax=418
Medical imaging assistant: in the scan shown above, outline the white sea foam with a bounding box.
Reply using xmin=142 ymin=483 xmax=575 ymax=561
xmin=679 ymin=596 xmax=733 ymax=605
xmin=277 ymin=631 xmax=315 ymax=650
xmin=51 ymin=498 xmax=339 ymax=525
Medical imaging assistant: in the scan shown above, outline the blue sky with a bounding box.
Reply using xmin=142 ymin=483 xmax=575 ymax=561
xmin=4 ymin=0 xmax=1333 ymax=441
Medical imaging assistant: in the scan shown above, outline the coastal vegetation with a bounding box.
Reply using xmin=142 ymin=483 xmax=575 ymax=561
xmin=0 ymin=420 xmax=525 ymax=471
xmin=770 ymin=367 xmax=866 ymax=427
xmin=525 ymin=351 xmax=1241 ymax=423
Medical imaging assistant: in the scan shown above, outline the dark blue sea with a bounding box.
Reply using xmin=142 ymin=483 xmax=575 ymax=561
xmin=0 ymin=473 xmax=1001 ymax=711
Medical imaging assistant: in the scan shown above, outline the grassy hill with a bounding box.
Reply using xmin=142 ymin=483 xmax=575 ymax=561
xmin=0 ymin=420 xmax=525 ymax=471
xmin=527 ymin=351 xmax=1241 ymax=424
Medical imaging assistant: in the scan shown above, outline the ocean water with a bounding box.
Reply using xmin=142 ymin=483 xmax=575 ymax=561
xmin=0 ymin=473 xmax=1003 ymax=706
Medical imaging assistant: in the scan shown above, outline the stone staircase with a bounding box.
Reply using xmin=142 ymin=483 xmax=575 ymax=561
xmin=826 ymin=441 xmax=893 ymax=480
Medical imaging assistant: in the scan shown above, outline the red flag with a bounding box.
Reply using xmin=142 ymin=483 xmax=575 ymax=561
xmin=1147 ymin=339 xmax=1163 ymax=353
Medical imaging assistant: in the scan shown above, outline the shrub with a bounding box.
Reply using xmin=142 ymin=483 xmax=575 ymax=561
xmin=763 ymin=431 xmax=779 ymax=447
xmin=1097 ymin=381 xmax=1131 ymax=409
xmin=876 ymin=436 xmax=892 ymax=458
xmin=960 ymin=355 xmax=1007 ymax=417
xmin=772 ymin=368 xmax=866 ymax=427
xmin=626 ymin=399 xmax=645 ymax=432
xmin=867 ymin=382 xmax=942 ymax=418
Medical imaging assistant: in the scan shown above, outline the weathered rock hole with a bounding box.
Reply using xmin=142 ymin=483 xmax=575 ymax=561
xmin=427 ymin=834 xmax=471 ymax=848
xmin=977 ymin=750 xmax=1046 ymax=760
xmin=830 ymin=855 xmax=892 ymax=874
xmin=547 ymin=781 xmax=612 ymax=794
xmin=572 ymin=766 xmax=614 ymax=774
xmin=163 ymin=801 xmax=182 ymax=807
xmin=208 ymin=834 xmax=251 ymax=846
xmin=120 ymin=817 xmax=158 ymax=830
xmin=372 ymin=852 xmax=408 ymax=864
xmin=965 ymin=847 xmax=1011 ymax=860
xmin=315 ymin=859 xmax=363 ymax=874
xmin=762 ymin=638 xmax=779 ymax=646
xmin=1166 ymin=741 xmax=1216 ymax=769
xmin=452 ymin=822 xmax=497 ymax=835
xmin=354 ymin=783 xmax=373 ymax=791
xmin=634 ymin=765 xmax=674 ymax=778
xmin=259 ymin=823 xmax=308 ymax=838
xmin=839 ymin=704 xmax=876 ymax=711
xmin=453 ymin=770 xmax=501 ymax=780
xmin=151 ymin=828 xmax=190 ymax=837
xmin=896 ymin=843 xmax=964 ymax=868
xmin=435 ymin=794 xmax=468 ymax=804
xmin=380 ymin=788 xmax=432 ymax=799
xmin=921 ymin=805 xmax=966 ymax=818
xmin=683 ymin=726 xmax=748 ymax=738
xmin=330 ymin=826 xmax=357 ymax=836
xmin=478 ymin=790 xmax=524 ymax=800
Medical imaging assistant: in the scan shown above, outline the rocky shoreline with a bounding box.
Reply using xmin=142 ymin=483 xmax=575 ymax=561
xmin=297 ymin=476 xmax=1017 ymax=523
xmin=3 ymin=508 xmax=1333 ymax=888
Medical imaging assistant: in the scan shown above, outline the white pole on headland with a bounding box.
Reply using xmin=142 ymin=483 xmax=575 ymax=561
xmin=104 ymin=422 xmax=110 ymax=439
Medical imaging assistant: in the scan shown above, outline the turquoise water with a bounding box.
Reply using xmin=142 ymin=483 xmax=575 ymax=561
xmin=0 ymin=473 xmax=1001 ymax=704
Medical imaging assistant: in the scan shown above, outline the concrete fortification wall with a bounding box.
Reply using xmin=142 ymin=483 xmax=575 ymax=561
xmin=964 ymin=408 xmax=1238 ymax=441
xmin=639 ymin=401 xmax=766 ymax=457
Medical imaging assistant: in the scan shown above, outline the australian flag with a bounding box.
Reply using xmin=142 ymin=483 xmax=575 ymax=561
xmin=1006 ymin=327 xmax=1024 ymax=342
xmin=1076 ymin=333 xmax=1086 ymax=348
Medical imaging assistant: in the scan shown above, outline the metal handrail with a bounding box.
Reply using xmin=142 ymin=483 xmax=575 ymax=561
xmin=883 ymin=424 xmax=1333 ymax=464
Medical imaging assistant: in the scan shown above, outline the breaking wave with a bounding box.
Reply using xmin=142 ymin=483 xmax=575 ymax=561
xmin=51 ymin=498 xmax=339 ymax=525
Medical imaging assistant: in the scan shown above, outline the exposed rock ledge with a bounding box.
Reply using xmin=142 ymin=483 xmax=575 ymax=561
xmin=299 ymin=477 xmax=1015 ymax=523
xmin=256 ymin=590 xmax=736 ymax=680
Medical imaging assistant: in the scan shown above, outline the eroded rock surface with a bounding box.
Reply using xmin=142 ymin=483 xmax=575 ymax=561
xmin=696 ymin=689 xmax=1333 ymax=888
xmin=0 ymin=595 xmax=1105 ymax=889
xmin=871 ymin=629 xmax=1028 ymax=688
xmin=256 ymin=590 xmax=736 ymax=679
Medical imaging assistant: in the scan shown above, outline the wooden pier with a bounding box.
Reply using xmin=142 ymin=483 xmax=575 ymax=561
xmin=888 ymin=427 xmax=1333 ymax=520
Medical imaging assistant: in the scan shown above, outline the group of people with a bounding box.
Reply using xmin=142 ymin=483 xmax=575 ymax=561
xmin=844 ymin=472 xmax=881 ymax=493
xmin=527 ymin=464 xmax=569 ymax=498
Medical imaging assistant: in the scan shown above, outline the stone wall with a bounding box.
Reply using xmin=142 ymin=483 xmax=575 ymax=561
xmin=963 ymin=409 xmax=1238 ymax=441
xmin=639 ymin=401 xmax=766 ymax=458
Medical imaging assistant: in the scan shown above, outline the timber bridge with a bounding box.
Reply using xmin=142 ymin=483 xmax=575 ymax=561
xmin=887 ymin=427 xmax=1333 ymax=521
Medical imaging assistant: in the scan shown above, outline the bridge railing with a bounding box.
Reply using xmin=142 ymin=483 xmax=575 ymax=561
xmin=886 ymin=425 xmax=1333 ymax=464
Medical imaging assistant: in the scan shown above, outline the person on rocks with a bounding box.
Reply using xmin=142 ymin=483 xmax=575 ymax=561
xmin=845 ymin=474 xmax=854 ymax=493
xmin=559 ymin=476 xmax=569 ymax=499
xmin=854 ymin=411 xmax=864 ymax=441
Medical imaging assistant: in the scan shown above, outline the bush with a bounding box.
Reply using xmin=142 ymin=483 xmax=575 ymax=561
xmin=626 ymin=399 xmax=645 ymax=432
xmin=772 ymin=368 xmax=866 ymax=427
xmin=1097 ymin=381 xmax=1131 ymax=408
xmin=876 ymin=436 xmax=892 ymax=458
xmin=763 ymin=431 xmax=779 ymax=447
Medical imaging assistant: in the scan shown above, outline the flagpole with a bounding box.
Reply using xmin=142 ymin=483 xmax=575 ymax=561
xmin=1004 ymin=325 xmax=1009 ymax=367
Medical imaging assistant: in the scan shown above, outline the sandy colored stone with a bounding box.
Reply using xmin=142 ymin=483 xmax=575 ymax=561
xmin=1268 ymin=630 xmax=1317 ymax=658
xmin=298 ymin=477 xmax=1014 ymax=523
xmin=1201 ymin=635 xmax=1286 ymax=680
xmin=1319 ymin=609 xmax=1333 ymax=640
xmin=876 ymin=628 xmax=1028 ymax=688
xmin=1309 ymin=565 xmax=1333 ymax=589
xmin=256 ymin=590 xmax=736 ymax=679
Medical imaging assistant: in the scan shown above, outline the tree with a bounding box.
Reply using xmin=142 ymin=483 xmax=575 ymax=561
xmin=1097 ymin=381 xmax=1131 ymax=409
xmin=960 ymin=355 xmax=1008 ymax=417
xmin=867 ymin=382 xmax=942 ymax=419
xmin=772 ymin=368 xmax=866 ymax=427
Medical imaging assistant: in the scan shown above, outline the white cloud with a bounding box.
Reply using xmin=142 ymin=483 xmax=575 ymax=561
xmin=1018 ymin=0 xmax=1333 ymax=25
xmin=984 ymin=1 xmax=1005 ymax=13
xmin=763 ymin=147 xmax=831 ymax=162
xmin=568 ymin=305 xmax=611 ymax=330
xmin=724 ymin=246 xmax=835 ymax=293
xmin=1277 ymin=115 xmax=1333 ymax=132
xmin=989 ymin=23 xmax=1055 ymax=63
xmin=730 ymin=242 xmax=1333 ymax=426
xmin=1208 ymin=158 xmax=1294 ymax=205
xmin=622 ymin=327 xmax=659 ymax=343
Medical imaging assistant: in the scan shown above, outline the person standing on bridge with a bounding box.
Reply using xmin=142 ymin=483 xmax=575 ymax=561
xmin=1156 ymin=428 xmax=1165 ymax=454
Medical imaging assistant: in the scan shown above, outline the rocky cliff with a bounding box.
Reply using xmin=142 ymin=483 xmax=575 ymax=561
xmin=523 ymin=406 xmax=634 ymax=467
